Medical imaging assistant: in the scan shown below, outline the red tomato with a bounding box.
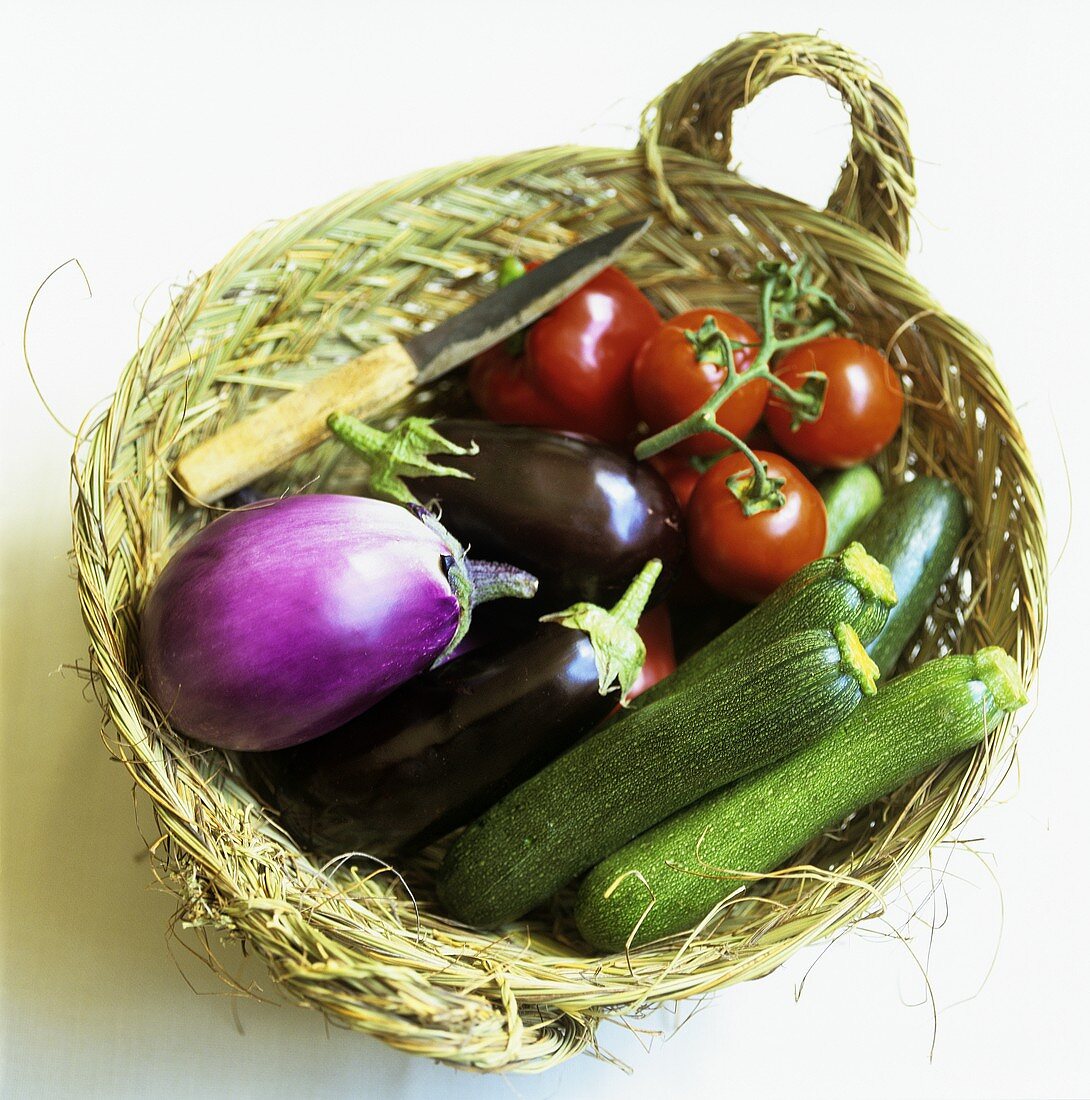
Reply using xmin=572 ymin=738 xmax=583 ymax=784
xmin=469 ymin=266 xmax=661 ymax=444
xmin=764 ymin=337 xmax=904 ymax=468
xmin=631 ymin=309 xmax=767 ymax=457
xmin=687 ymin=450 xmax=827 ymax=603
xmin=648 ymin=452 xmax=700 ymax=514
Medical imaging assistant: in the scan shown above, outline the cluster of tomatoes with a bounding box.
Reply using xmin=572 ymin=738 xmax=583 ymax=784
xmin=468 ymin=264 xmax=903 ymax=606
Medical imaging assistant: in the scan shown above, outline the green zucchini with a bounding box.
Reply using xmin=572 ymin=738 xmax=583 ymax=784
xmin=575 ymin=647 xmax=1026 ymax=951
xmin=852 ymin=477 xmax=969 ymax=677
xmin=436 ymin=623 xmax=879 ymax=927
xmin=818 ymin=465 xmax=884 ymax=554
xmin=630 ymin=542 xmax=895 ymax=713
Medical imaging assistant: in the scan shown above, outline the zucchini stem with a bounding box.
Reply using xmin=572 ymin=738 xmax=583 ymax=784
xmin=840 ymin=542 xmax=898 ymax=607
xmin=834 ymin=621 xmax=880 ymax=696
xmin=972 ymin=647 xmax=1027 ymax=712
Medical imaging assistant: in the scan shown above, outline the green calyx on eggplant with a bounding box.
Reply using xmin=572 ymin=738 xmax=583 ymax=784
xmin=239 ymin=559 xmax=662 ymax=858
xmin=329 ymin=415 xmax=684 ymax=608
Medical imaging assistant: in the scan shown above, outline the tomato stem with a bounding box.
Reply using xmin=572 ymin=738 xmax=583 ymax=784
xmin=704 ymin=422 xmax=766 ymax=495
xmin=633 ymin=261 xmax=844 ymax=481
xmin=684 ymin=315 xmax=735 ymax=369
xmin=705 ymin=424 xmax=787 ymax=514
xmin=725 ymin=463 xmax=788 ymax=517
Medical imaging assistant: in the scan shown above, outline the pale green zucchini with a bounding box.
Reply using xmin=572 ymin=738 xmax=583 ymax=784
xmin=818 ymin=464 xmax=884 ymax=553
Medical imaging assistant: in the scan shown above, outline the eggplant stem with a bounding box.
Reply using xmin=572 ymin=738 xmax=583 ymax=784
xmin=466 ymin=559 xmax=539 ymax=606
xmin=328 ymin=412 xmax=478 ymax=505
xmin=541 ymin=558 xmax=663 ymax=706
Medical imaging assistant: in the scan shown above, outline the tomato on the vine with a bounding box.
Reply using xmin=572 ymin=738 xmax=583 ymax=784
xmin=687 ymin=450 xmax=826 ymax=603
xmin=763 ymin=337 xmax=904 ymax=468
xmin=631 ymin=309 xmax=767 ymax=457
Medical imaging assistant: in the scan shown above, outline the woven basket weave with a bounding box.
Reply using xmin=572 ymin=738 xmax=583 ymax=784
xmin=72 ymin=32 xmax=1046 ymax=1072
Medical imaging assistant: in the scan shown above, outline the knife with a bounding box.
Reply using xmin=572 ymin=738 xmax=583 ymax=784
xmin=174 ymin=217 xmax=653 ymax=502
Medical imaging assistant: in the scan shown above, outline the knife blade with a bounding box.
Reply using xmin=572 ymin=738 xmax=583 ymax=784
xmin=174 ymin=217 xmax=652 ymax=502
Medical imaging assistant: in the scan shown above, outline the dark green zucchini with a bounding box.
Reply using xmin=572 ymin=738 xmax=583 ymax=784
xmin=575 ymin=647 xmax=1025 ymax=950
xmin=436 ymin=623 xmax=879 ymax=927
xmin=852 ymin=477 xmax=968 ymax=676
xmin=818 ymin=465 xmax=884 ymax=553
xmin=629 ymin=542 xmax=895 ymax=713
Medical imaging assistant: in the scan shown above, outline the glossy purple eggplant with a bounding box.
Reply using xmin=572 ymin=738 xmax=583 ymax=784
xmin=140 ymin=495 xmax=535 ymax=752
xmin=333 ymin=417 xmax=684 ymax=608
xmin=239 ymin=559 xmax=662 ymax=857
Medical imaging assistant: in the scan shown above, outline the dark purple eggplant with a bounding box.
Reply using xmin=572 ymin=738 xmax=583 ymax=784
xmin=330 ymin=415 xmax=684 ymax=608
xmin=239 ymin=559 xmax=662 ymax=858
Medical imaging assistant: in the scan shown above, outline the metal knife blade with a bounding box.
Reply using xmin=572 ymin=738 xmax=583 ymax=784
xmin=408 ymin=217 xmax=652 ymax=382
xmin=173 ymin=217 xmax=652 ymax=502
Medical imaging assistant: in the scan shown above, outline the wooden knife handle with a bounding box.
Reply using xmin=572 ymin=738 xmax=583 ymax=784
xmin=174 ymin=342 xmax=418 ymax=503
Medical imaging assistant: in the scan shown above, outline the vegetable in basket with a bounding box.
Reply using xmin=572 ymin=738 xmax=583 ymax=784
xmin=627 ymin=541 xmax=896 ymax=712
xmin=329 ymin=416 xmax=684 ymax=608
xmin=140 ymin=495 xmax=536 ymax=752
xmin=763 ymin=336 xmax=904 ymax=468
xmin=437 ymin=621 xmax=880 ymax=927
xmin=632 ymin=261 xmax=847 ymax=599
xmin=631 ymin=309 xmax=767 ymax=455
xmin=240 ymin=561 xmax=662 ymax=857
xmin=686 ymin=449 xmax=827 ymax=603
xmin=818 ymin=464 xmax=884 ymax=553
xmin=852 ymin=476 xmax=969 ymax=676
xmin=576 ymin=646 xmax=1027 ymax=950
xmin=468 ymin=260 xmax=661 ymax=444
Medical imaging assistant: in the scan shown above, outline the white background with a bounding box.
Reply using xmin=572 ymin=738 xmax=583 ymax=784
xmin=2 ymin=2 xmax=1089 ymax=1097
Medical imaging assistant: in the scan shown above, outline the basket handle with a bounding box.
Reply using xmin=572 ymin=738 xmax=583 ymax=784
xmin=640 ymin=33 xmax=916 ymax=257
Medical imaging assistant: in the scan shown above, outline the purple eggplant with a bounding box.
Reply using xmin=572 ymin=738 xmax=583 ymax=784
xmin=140 ymin=495 xmax=536 ymax=752
xmin=239 ymin=559 xmax=662 ymax=858
xmin=330 ymin=416 xmax=684 ymax=608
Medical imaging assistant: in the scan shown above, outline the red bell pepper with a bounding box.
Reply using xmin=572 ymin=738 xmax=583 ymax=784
xmin=468 ymin=264 xmax=661 ymax=444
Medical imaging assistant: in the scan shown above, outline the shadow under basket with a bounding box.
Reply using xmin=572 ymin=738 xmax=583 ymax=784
xmin=71 ymin=32 xmax=1046 ymax=1073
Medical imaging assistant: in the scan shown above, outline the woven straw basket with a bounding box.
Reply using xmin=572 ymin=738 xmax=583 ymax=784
xmin=72 ymin=32 xmax=1046 ymax=1072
